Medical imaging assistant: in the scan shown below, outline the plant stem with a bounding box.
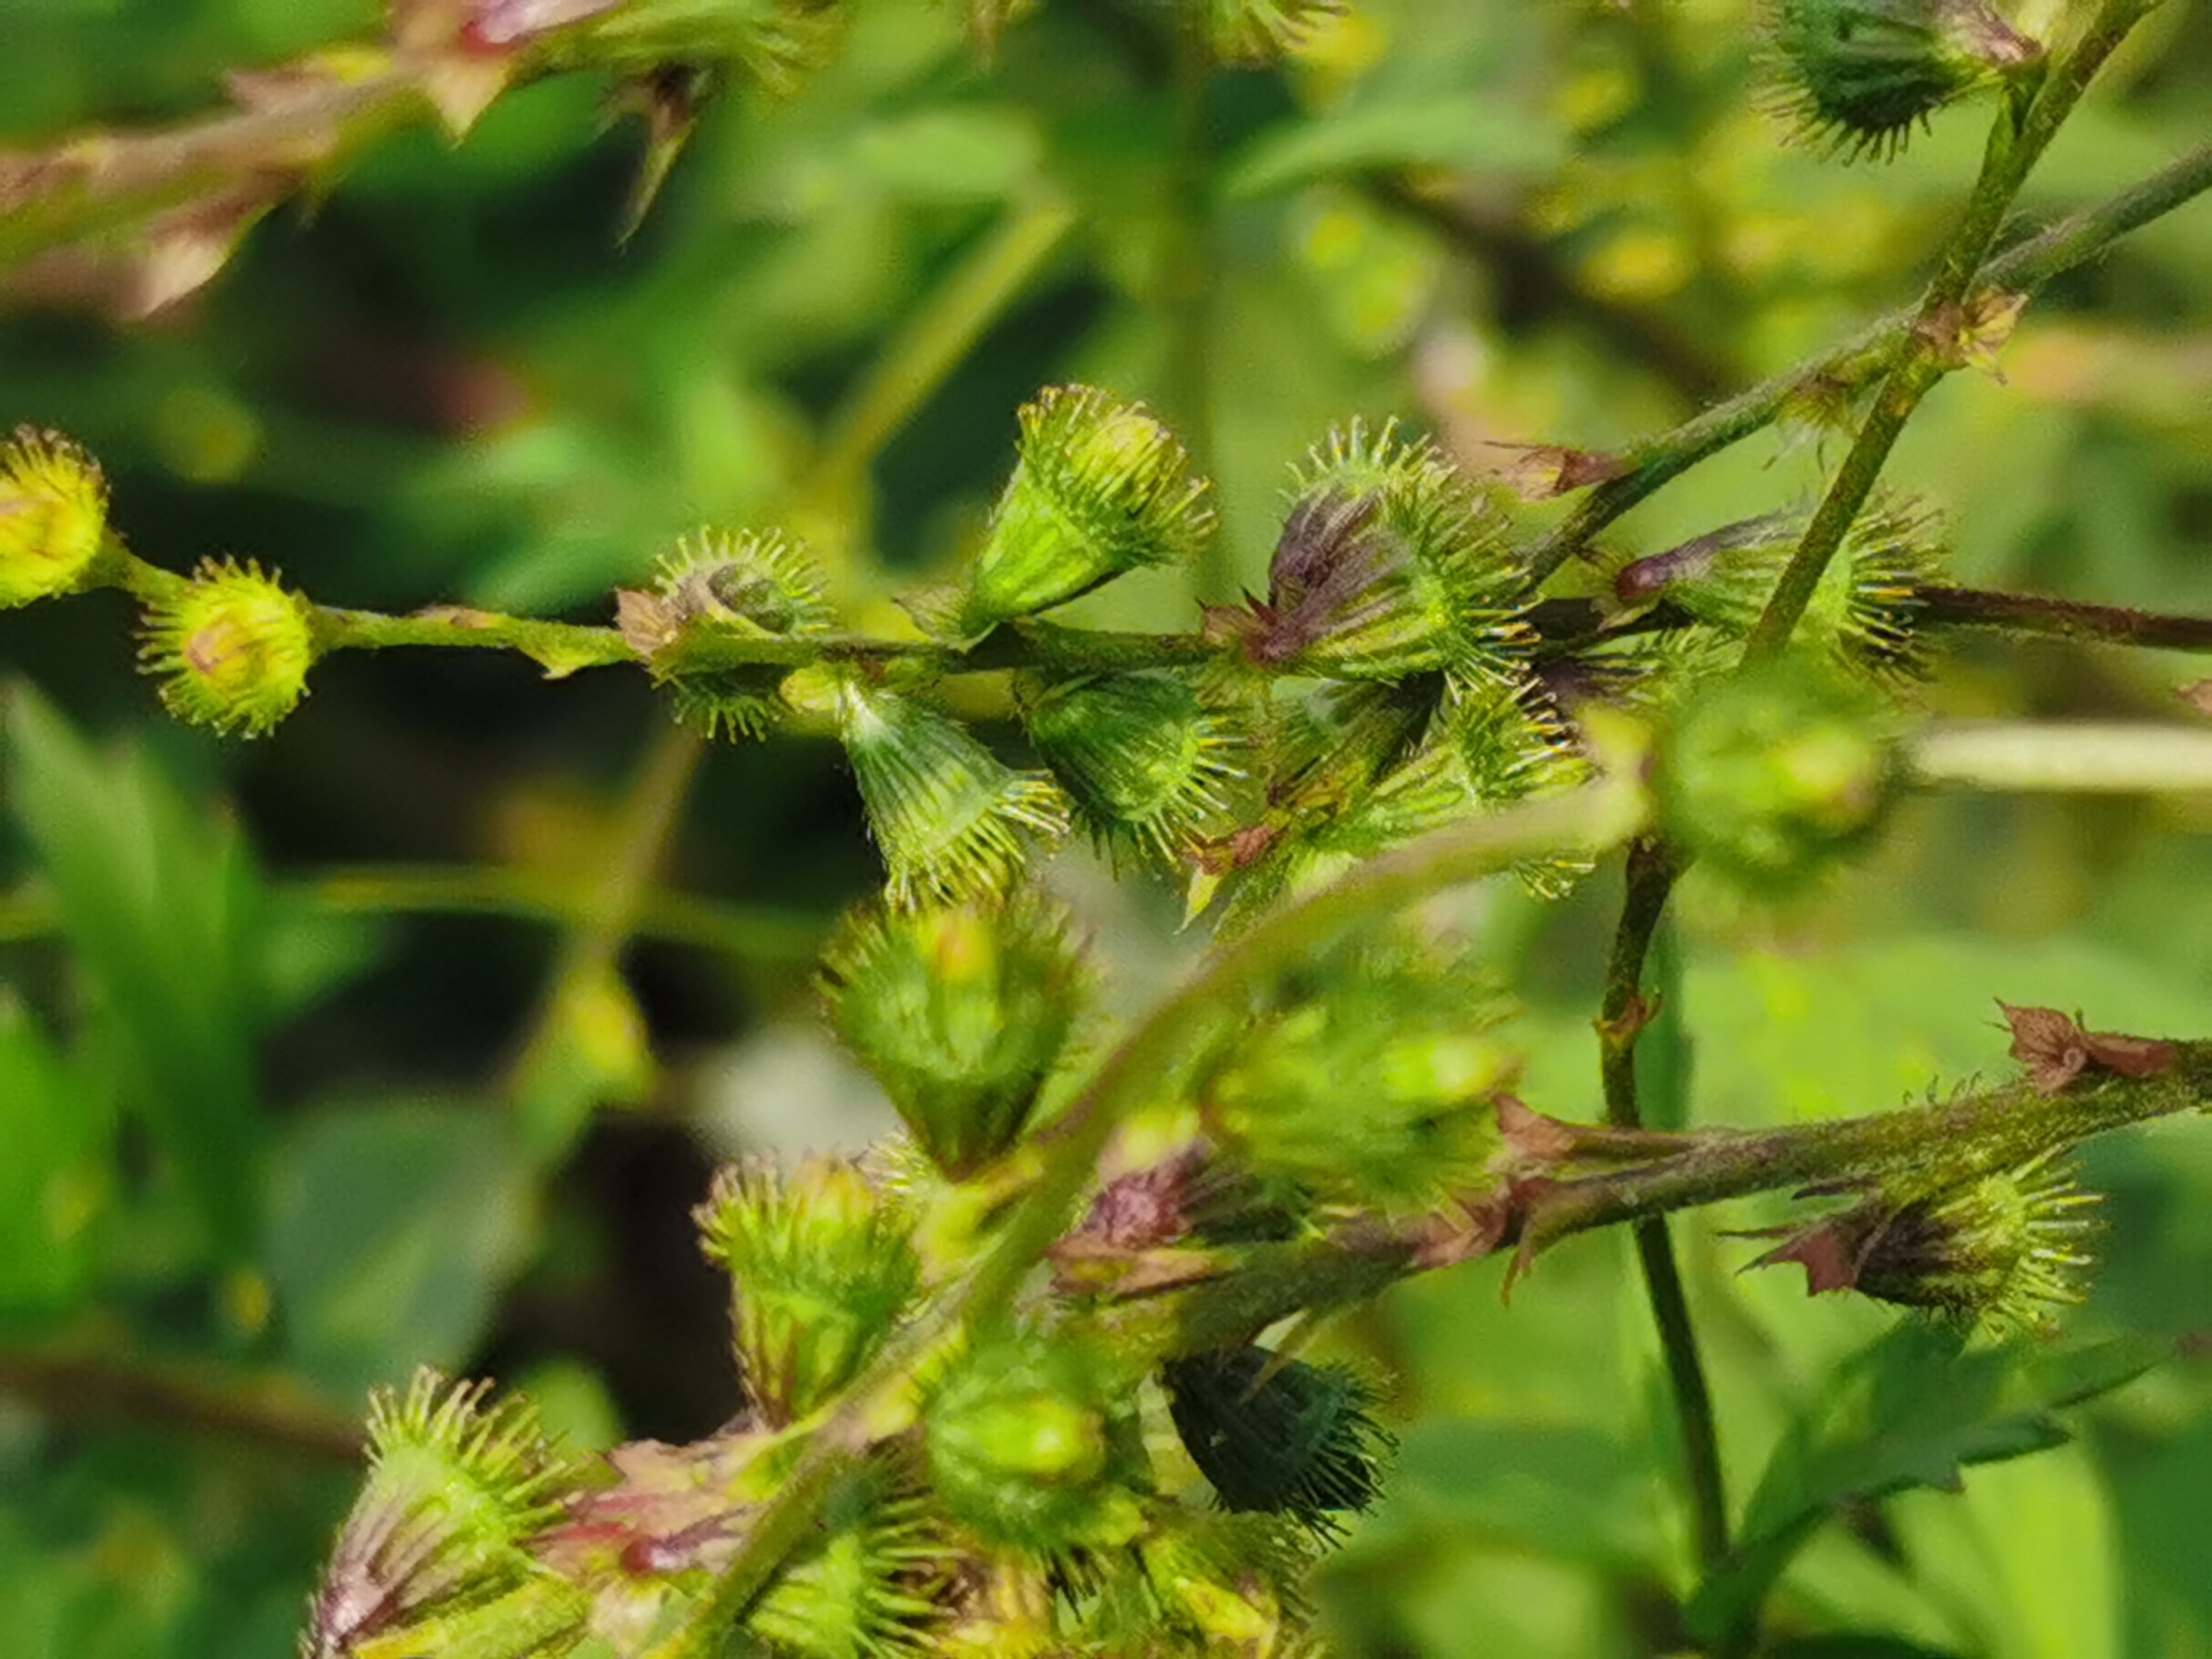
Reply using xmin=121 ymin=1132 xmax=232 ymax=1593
xmin=806 ymin=194 xmax=1078 ymax=502
xmin=1522 ymin=128 xmax=2212 ymax=587
xmin=1916 ymin=585 xmax=2212 ymax=654
xmin=1164 ymin=5 xmax=1225 ymax=599
xmin=1599 ymin=837 xmax=1729 ymax=1573
xmin=1908 ymin=720 xmax=2212 ymax=793
xmin=0 ymin=1339 xmax=363 ymax=1463
xmin=1740 ymin=0 xmax=2162 ymax=661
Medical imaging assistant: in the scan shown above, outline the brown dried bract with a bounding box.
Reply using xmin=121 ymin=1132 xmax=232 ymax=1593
xmin=1999 ymin=1002 xmax=2177 ymax=1094
xmin=2179 ymin=680 xmax=2212 ymax=718
xmin=1482 ymin=442 xmax=1628 ymax=501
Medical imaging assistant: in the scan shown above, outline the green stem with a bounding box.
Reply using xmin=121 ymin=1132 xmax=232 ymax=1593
xmin=1522 ymin=127 xmax=2212 ymax=587
xmin=1740 ymin=0 xmax=2160 ymax=661
xmin=648 ymin=773 xmax=1651 ymax=1656
xmin=1124 ymin=1038 xmax=2212 ymax=1369
xmin=806 ymin=194 xmax=1078 ymax=501
xmin=1598 ymin=837 xmax=1729 ymax=1574
xmin=1163 ymin=5 xmax=1224 ymax=599
xmin=1908 ymin=720 xmax=2212 ymax=793
xmin=0 ymin=1338 xmax=362 ymax=1463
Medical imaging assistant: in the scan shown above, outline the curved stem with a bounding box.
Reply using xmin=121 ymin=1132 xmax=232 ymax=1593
xmin=1522 ymin=127 xmax=2212 ymax=587
xmin=1742 ymin=0 xmax=2162 ymax=661
xmin=1599 ymin=837 xmax=1728 ymax=1574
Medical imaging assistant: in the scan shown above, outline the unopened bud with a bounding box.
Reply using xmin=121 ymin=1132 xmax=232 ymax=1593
xmin=1763 ymin=0 xmax=2043 ymax=162
xmin=140 ymin=558 xmax=316 ymax=736
xmin=0 ymin=429 xmax=108 ymax=609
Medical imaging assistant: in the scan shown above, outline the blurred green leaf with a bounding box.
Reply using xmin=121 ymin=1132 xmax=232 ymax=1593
xmin=4 ymin=684 xmax=266 ymax=1261
xmin=1689 ymin=1326 xmax=2158 ymax=1645
xmin=267 ymin=1097 xmax=534 ymax=1403
xmin=0 ymin=994 xmax=111 ymax=1319
xmin=1226 ymin=98 xmax=1565 ymax=199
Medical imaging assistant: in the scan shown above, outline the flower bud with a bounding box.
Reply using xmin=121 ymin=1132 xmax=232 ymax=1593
xmin=0 ymin=428 xmax=108 ymax=609
xmin=303 ymin=1372 xmax=581 ymax=1659
xmin=617 ymin=528 xmax=833 ymax=741
xmin=1162 ymin=1346 xmax=1392 ymax=1535
xmin=925 ymin=1326 xmax=1145 ymax=1553
xmin=1763 ymin=0 xmax=2042 ymax=162
xmin=746 ymin=1495 xmax=953 ymax=1657
xmin=1750 ymin=1152 xmax=2100 ymax=1334
xmin=139 ymin=558 xmax=317 ymax=736
xmin=1197 ymin=934 xmax=1516 ymax=1212
xmin=834 ymin=676 xmax=1071 ymax=906
xmin=1612 ymin=498 xmax=1939 ymax=679
xmin=693 ymin=1154 xmax=921 ymax=1424
xmin=818 ymin=892 xmax=1088 ymax=1177
xmin=1208 ymin=421 xmax=1528 ymax=684
xmin=1022 ymin=672 xmax=1238 ymax=864
xmin=1657 ymin=656 xmax=1896 ymax=896
xmin=915 ymin=386 xmax=1213 ymax=642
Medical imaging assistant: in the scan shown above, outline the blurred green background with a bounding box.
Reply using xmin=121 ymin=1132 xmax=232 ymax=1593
xmin=4 ymin=1 xmax=2212 ymax=1654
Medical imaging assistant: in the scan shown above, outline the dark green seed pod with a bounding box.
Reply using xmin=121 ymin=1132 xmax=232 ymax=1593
xmin=1763 ymin=0 xmax=2043 ymax=162
xmin=1162 ymin=1346 xmax=1392 ymax=1535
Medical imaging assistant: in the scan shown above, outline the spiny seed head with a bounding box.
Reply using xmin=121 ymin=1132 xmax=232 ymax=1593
xmin=303 ymin=1372 xmax=579 ymax=1659
xmin=1162 ymin=1346 xmax=1393 ymax=1537
xmin=925 ymin=1326 xmax=1146 ymax=1553
xmin=833 ymin=675 xmax=1071 ymax=906
xmin=744 ymin=1495 xmax=954 ymax=1657
xmin=1751 ymin=1151 xmax=2101 ymax=1335
xmin=693 ymin=1153 xmax=920 ymax=1424
xmin=1022 ymin=671 xmax=1241 ymax=866
xmin=1206 ymin=0 xmax=1346 ymax=65
xmin=918 ymin=385 xmax=1212 ymax=642
xmin=1198 ymin=932 xmax=1517 ymax=1213
xmin=1657 ymin=654 xmax=1898 ymax=896
xmin=0 ymin=428 xmax=108 ymax=608
xmin=1211 ymin=421 xmax=1528 ymax=684
xmin=1611 ymin=497 xmax=1942 ymax=679
xmin=1761 ymin=0 xmax=2043 ymax=163
xmin=141 ymin=558 xmax=316 ymax=737
xmin=817 ymin=891 xmax=1089 ymax=1177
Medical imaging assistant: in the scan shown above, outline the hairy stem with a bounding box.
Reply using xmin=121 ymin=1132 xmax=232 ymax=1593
xmin=1598 ymin=837 xmax=1728 ymax=1573
xmin=1741 ymin=0 xmax=2162 ymax=661
xmin=1917 ymin=585 xmax=2212 ymax=654
xmin=1522 ymin=130 xmax=2212 ymax=586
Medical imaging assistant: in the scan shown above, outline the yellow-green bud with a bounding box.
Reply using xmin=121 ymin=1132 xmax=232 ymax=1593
xmin=1198 ymin=934 xmax=1516 ymax=1212
xmin=745 ymin=1496 xmax=952 ymax=1657
xmin=139 ymin=558 xmax=316 ymax=736
xmin=0 ymin=428 xmax=108 ymax=609
xmin=819 ymin=892 xmax=1087 ymax=1177
xmin=925 ymin=1327 xmax=1144 ymax=1552
xmin=1022 ymin=672 xmax=1239 ymax=865
xmin=1207 ymin=421 xmax=1528 ymax=684
xmin=1657 ymin=657 xmax=1896 ymax=896
xmin=834 ymin=676 xmax=1070 ymax=906
xmin=693 ymin=1153 xmax=920 ymax=1424
xmin=1763 ymin=0 xmax=2042 ymax=162
xmin=915 ymin=386 xmax=1213 ymax=642
xmin=304 ymin=1372 xmax=580 ymax=1659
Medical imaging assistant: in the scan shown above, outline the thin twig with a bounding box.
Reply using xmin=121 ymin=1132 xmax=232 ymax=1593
xmin=1597 ymin=836 xmax=1728 ymax=1573
xmin=0 ymin=1340 xmax=363 ymax=1464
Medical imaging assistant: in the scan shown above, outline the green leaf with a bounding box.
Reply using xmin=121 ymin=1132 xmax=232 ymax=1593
xmin=4 ymin=686 xmax=267 ymax=1260
xmin=267 ymin=1097 xmax=535 ymax=1404
xmin=0 ymin=994 xmax=110 ymax=1319
xmin=1226 ymin=97 xmax=1565 ymax=199
xmin=1689 ymin=1326 xmax=2159 ymax=1646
